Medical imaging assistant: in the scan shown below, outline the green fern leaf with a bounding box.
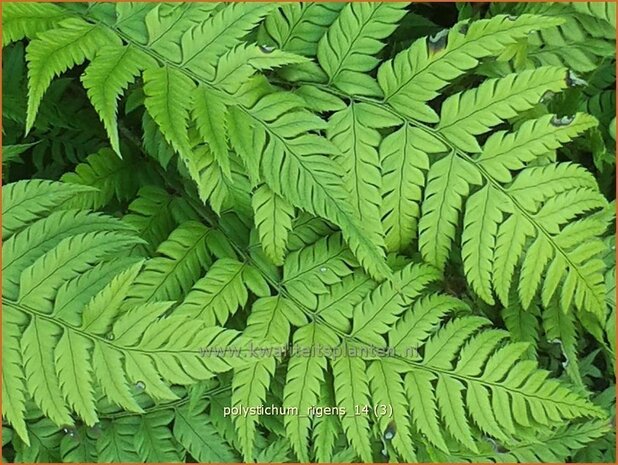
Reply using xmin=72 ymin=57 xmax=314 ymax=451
xmin=318 ymin=3 xmax=408 ymax=96
xmin=246 ymin=296 xmax=307 ymax=345
xmin=283 ymin=234 xmax=354 ymax=309
xmin=252 ymin=184 xmax=295 ymax=266
xmin=192 ymin=86 xmax=231 ymax=176
xmin=60 ymin=148 xmax=162 ymax=209
xmin=284 ymin=323 xmax=338 ymax=461
xmin=134 ymin=410 xmax=182 ymax=462
xmin=2 ymin=310 xmax=30 ymax=445
xmin=232 ymin=358 xmax=276 ymax=462
xmin=478 ymin=113 xmax=598 ymax=183
xmin=144 ymin=3 xmax=220 ymax=60
xmin=368 ymin=360 xmax=416 ymax=461
xmin=419 ymin=153 xmax=482 ymax=269
xmin=461 ymin=185 xmax=511 ymax=304
xmin=212 ymin=43 xmax=308 ymax=95
xmin=261 ymin=3 xmax=345 ymax=56
xmin=317 ymin=272 xmax=376 ymax=332
xmin=22 ymin=316 xmax=73 ymax=427
xmin=312 ymin=380 xmax=340 ymax=463
xmin=2 ymin=2 xmax=66 ymax=45
xmin=437 ymin=67 xmax=569 ymax=152
xmin=332 ymin=346 xmax=372 ymax=462
xmin=380 ymin=125 xmax=445 ymax=252
xmin=25 ymin=18 xmax=119 ymax=133
xmin=82 ymin=44 xmax=156 ymax=156
xmin=123 ymin=186 xmax=179 ymax=255
xmin=176 ymin=258 xmax=269 ymax=325
xmin=125 ymin=222 xmax=212 ymax=306
xmin=351 ymin=263 xmax=441 ymax=347
xmin=174 ymin=401 xmax=237 ymax=462
xmin=143 ymin=66 xmax=195 ymax=162
xmin=2 ymin=180 xmax=93 ymax=240
xmin=97 ymin=418 xmax=141 ymax=462
xmin=327 ymin=103 xmax=395 ymax=251
xmin=179 ymin=3 xmax=276 ymax=78
xmin=55 ymin=330 xmax=97 ymax=426
xmin=378 ymin=14 xmax=563 ymax=122
xmin=3 ymin=210 xmax=134 ymax=300
xmin=231 ymin=94 xmax=391 ymax=280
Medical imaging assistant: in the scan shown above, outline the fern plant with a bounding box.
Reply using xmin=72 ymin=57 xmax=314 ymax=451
xmin=2 ymin=2 xmax=615 ymax=463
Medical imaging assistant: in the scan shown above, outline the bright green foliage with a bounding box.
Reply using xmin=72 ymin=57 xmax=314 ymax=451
xmin=2 ymin=2 xmax=615 ymax=464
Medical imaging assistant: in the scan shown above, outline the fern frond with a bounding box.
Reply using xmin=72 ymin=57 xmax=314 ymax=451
xmin=461 ymin=185 xmax=511 ymax=304
xmin=143 ymin=66 xmax=195 ymax=162
xmin=25 ymin=18 xmax=119 ymax=133
xmin=192 ymin=86 xmax=231 ymax=176
xmin=60 ymin=148 xmax=162 ymax=209
xmin=123 ymin=186 xmax=179 ymax=255
xmin=2 ymin=2 xmax=67 ymax=45
xmin=213 ymin=44 xmax=308 ymax=95
xmin=502 ymin=300 xmax=540 ymax=359
xmin=232 ymin=358 xmax=276 ymax=462
xmin=351 ymin=262 xmax=441 ymax=346
xmin=543 ymin=301 xmax=582 ymax=386
xmin=96 ymin=418 xmax=140 ymax=462
xmin=82 ymin=45 xmax=156 ymax=156
xmin=317 ymin=272 xmax=376 ymax=332
xmin=174 ymin=401 xmax=237 ymax=462
xmin=252 ymin=184 xmax=295 ymax=266
xmin=7 ymin=4 xmax=614 ymax=462
xmin=312 ymin=380 xmax=340 ymax=463
xmin=419 ymin=152 xmax=482 ymax=269
xmin=437 ymin=67 xmax=569 ymax=152
xmin=478 ymin=113 xmax=599 ymax=183
xmin=2 ymin=181 xmax=253 ymax=444
xmin=317 ymin=3 xmax=408 ymax=96
xmin=3 ymin=209 xmax=134 ymax=302
xmin=125 ymin=222 xmax=212 ymax=306
xmin=283 ymin=323 xmax=336 ymax=462
xmin=176 ymin=258 xmax=269 ymax=325
xmin=380 ymin=125 xmax=444 ymax=252
xmin=327 ymin=103 xmax=395 ymax=252
xmin=144 ymin=3 xmax=220 ymax=60
xmin=261 ymin=3 xmax=345 ymax=57
xmin=420 ymin=109 xmax=607 ymax=316
xmin=246 ymin=296 xmax=307 ymax=346
xmin=134 ymin=410 xmax=181 ymax=462
xmin=233 ymin=94 xmax=390 ymax=279
xmin=368 ymin=360 xmax=416 ymax=461
xmin=444 ymin=419 xmax=611 ymax=462
xmin=378 ymin=14 xmax=563 ymax=122
xmin=2 ymin=311 xmax=29 ymax=445
xmin=179 ymin=3 xmax=276 ymax=78
xmin=283 ymin=234 xmax=354 ymax=309
xmin=332 ymin=344 xmax=372 ymax=462
xmin=2 ymin=179 xmax=93 ymax=240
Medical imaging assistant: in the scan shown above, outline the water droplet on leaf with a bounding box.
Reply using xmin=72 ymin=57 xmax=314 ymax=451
xmin=319 ymin=267 xmax=327 ymax=273
xmin=383 ymin=420 xmax=396 ymax=441
xmin=540 ymin=91 xmax=554 ymax=103
xmin=259 ymin=44 xmax=275 ymax=54
xmin=551 ymin=115 xmax=574 ymax=127
xmin=566 ymin=70 xmax=587 ymax=87
xmin=427 ymin=30 xmax=448 ymax=53
xmin=135 ymin=381 xmax=145 ymax=391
